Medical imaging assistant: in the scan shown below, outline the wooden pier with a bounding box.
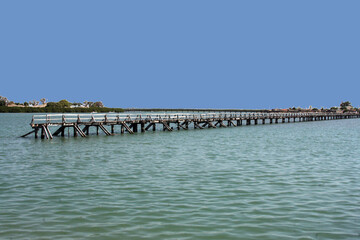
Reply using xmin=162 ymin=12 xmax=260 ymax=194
xmin=21 ymin=112 xmax=360 ymax=139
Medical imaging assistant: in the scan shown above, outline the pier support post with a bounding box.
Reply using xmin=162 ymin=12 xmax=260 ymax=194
xmin=133 ymin=124 xmax=138 ymax=133
xmin=35 ymin=128 xmax=39 ymax=138
xmin=141 ymin=123 xmax=145 ymax=133
xmin=111 ymin=125 xmax=114 ymax=134
xmin=41 ymin=127 xmax=45 ymax=139
xmin=208 ymin=121 xmax=215 ymax=128
xmin=162 ymin=122 xmax=172 ymax=131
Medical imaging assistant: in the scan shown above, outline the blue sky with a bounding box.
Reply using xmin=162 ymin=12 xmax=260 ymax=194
xmin=1 ymin=1 xmax=359 ymax=109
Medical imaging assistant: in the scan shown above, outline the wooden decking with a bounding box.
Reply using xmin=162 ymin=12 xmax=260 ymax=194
xmin=21 ymin=112 xmax=360 ymax=139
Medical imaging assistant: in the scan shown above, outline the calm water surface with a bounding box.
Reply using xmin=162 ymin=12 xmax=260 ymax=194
xmin=1 ymin=113 xmax=360 ymax=239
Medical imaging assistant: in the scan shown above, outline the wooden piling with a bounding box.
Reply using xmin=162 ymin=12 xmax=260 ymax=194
xmin=141 ymin=122 xmax=145 ymax=132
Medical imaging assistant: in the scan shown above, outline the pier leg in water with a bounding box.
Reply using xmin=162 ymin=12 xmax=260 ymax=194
xmin=21 ymin=129 xmax=36 ymax=138
xmin=162 ymin=122 xmax=172 ymax=131
xmin=131 ymin=124 xmax=138 ymax=133
xmin=231 ymin=121 xmax=236 ymax=127
xmin=141 ymin=123 xmax=145 ymax=133
xmin=41 ymin=127 xmax=45 ymax=139
xmin=208 ymin=121 xmax=216 ymax=128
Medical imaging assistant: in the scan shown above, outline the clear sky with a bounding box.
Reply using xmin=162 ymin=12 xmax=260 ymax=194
xmin=1 ymin=1 xmax=359 ymax=109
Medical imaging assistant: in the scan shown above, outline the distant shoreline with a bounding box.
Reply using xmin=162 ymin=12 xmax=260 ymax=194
xmin=0 ymin=106 xmax=357 ymax=114
xmin=0 ymin=106 xmax=124 ymax=113
xmin=124 ymin=108 xmax=273 ymax=112
xmin=122 ymin=108 xmax=345 ymax=113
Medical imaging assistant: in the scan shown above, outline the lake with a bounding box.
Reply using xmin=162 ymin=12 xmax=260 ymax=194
xmin=1 ymin=113 xmax=359 ymax=239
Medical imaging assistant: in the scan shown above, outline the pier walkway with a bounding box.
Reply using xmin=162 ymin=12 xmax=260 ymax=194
xmin=22 ymin=112 xmax=360 ymax=139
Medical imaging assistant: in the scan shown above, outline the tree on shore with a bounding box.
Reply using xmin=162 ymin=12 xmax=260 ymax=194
xmin=29 ymin=100 xmax=39 ymax=106
xmin=40 ymin=98 xmax=47 ymax=105
xmin=340 ymin=101 xmax=352 ymax=110
xmin=82 ymin=101 xmax=104 ymax=108
xmin=0 ymin=96 xmax=9 ymax=106
xmin=72 ymin=102 xmax=82 ymax=107
xmin=93 ymin=101 xmax=104 ymax=108
xmin=58 ymin=99 xmax=71 ymax=108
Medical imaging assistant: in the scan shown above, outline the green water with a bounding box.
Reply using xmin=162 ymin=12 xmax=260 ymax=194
xmin=1 ymin=113 xmax=360 ymax=239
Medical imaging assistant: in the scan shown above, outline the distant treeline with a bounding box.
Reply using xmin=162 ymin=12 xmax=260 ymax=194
xmin=0 ymin=106 xmax=124 ymax=113
xmin=124 ymin=102 xmax=358 ymax=113
xmin=124 ymin=108 xmax=273 ymax=112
